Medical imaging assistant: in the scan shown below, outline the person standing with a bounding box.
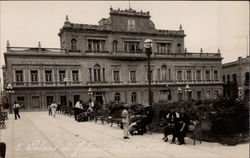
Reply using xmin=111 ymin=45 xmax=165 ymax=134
xmin=13 ymin=101 xmax=21 ymax=120
xmin=51 ymin=101 xmax=57 ymax=118
xmin=74 ymin=100 xmax=83 ymax=121
xmin=163 ymin=106 xmax=179 ymax=143
xmin=48 ymin=104 xmax=52 ymax=116
xmin=122 ymin=104 xmax=130 ymax=139
xmin=177 ymin=107 xmax=190 ymax=145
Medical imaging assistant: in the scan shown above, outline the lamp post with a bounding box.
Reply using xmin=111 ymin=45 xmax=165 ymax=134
xmin=177 ymin=87 xmax=182 ymax=101
xmin=63 ymin=77 xmax=68 ymax=107
xmin=88 ymin=87 xmax=93 ymax=100
xmin=144 ymin=39 xmax=153 ymax=106
xmin=184 ymin=84 xmax=191 ymax=101
xmin=6 ymin=83 xmax=14 ymax=114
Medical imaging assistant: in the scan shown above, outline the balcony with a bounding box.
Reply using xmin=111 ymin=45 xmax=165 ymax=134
xmin=87 ymin=81 xmax=108 ymax=85
xmin=68 ymin=50 xmax=81 ymax=53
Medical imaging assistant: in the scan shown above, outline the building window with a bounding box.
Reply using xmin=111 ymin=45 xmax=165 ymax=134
xmin=167 ymin=43 xmax=171 ymax=53
xmin=71 ymin=38 xmax=77 ymax=50
xmin=94 ymin=64 xmax=101 ymax=82
xmin=114 ymin=92 xmax=120 ymax=101
xmin=227 ymin=74 xmax=230 ymax=84
xmin=205 ymin=90 xmax=210 ymax=99
xmin=103 ymin=68 xmax=105 ymax=82
xmin=113 ymin=70 xmax=120 ymax=82
xmin=130 ymin=70 xmax=136 ymax=82
xmin=187 ymin=70 xmax=192 ymax=81
xmin=161 ymin=65 xmax=167 ymax=81
xmin=112 ymin=41 xmax=118 ymax=52
xmin=89 ymin=68 xmax=92 ymax=82
xmin=15 ymin=70 xmax=23 ymax=83
xmin=72 ymin=70 xmax=79 ymax=82
xmin=177 ymin=71 xmax=182 ymax=81
xmin=177 ymin=43 xmax=181 ymax=53
xmin=59 ymin=70 xmax=66 ymax=82
xmin=196 ymin=70 xmax=201 ymax=81
xmin=17 ymin=96 xmax=25 ymax=109
xmin=245 ymin=72 xmax=249 ymax=84
xmin=88 ymin=40 xmax=105 ymax=52
xmin=157 ymin=43 xmax=167 ymax=54
xmin=214 ymin=70 xmax=219 ymax=81
xmin=168 ymin=68 xmax=171 ymax=80
xmin=232 ymin=74 xmax=237 ymax=84
xmin=131 ymin=92 xmax=137 ymax=103
xmin=205 ymin=70 xmax=210 ymax=81
xmin=30 ymin=70 xmax=38 ymax=84
xmin=124 ymin=41 xmax=141 ymax=53
xmin=197 ymin=91 xmax=201 ymax=100
xmin=45 ymin=70 xmax=52 ymax=82
xmin=223 ymin=75 xmax=225 ymax=82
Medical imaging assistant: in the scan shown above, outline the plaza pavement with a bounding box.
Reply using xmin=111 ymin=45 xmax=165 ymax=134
xmin=0 ymin=112 xmax=248 ymax=158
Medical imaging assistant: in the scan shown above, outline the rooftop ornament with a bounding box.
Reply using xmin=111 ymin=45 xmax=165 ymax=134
xmin=200 ymin=48 xmax=203 ymax=53
xmin=218 ymin=48 xmax=221 ymax=54
xmin=6 ymin=40 xmax=10 ymax=47
xmin=179 ymin=24 xmax=183 ymax=30
xmin=66 ymin=15 xmax=69 ymax=22
xmin=38 ymin=42 xmax=41 ymax=48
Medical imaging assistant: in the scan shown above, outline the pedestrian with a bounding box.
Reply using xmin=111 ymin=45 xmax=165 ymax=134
xmin=74 ymin=100 xmax=83 ymax=121
xmin=48 ymin=104 xmax=52 ymax=116
xmin=163 ymin=106 xmax=180 ymax=143
xmin=51 ymin=101 xmax=57 ymax=118
xmin=13 ymin=101 xmax=21 ymax=120
xmin=122 ymin=104 xmax=130 ymax=139
xmin=177 ymin=107 xmax=190 ymax=145
xmin=88 ymin=99 xmax=94 ymax=108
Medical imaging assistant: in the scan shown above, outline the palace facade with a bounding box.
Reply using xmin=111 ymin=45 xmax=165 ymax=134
xmin=3 ymin=8 xmax=223 ymax=110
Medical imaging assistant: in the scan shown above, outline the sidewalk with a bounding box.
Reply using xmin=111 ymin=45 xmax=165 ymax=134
xmin=0 ymin=112 xmax=248 ymax=158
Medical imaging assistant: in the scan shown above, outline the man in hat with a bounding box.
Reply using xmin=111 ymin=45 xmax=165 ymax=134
xmin=122 ymin=104 xmax=130 ymax=139
xmin=163 ymin=106 xmax=180 ymax=143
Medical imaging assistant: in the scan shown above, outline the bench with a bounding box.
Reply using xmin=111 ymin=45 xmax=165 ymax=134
xmin=94 ymin=108 xmax=110 ymax=124
xmin=187 ymin=120 xmax=202 ymax=145
xmin=108 ymin=110 xmax=123 ymax=128
xmin=0 ymin=113 xmax=6 ymax=129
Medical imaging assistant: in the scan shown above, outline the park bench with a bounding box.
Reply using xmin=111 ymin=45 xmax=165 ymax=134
xmin=0 ymin=113 xmax=6 ymax=129
xmin=108 ymin=110 xmax=123 ymax=128
xmin=187 ymin=120 xmax=202 ymax=145
xmin=159 ymin=119 xmax=202 ymax=145
xmin=94 ymin=108 xmax=110 ymax=124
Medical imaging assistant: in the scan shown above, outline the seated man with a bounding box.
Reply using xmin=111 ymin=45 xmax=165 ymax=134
xmin=163 ymin=106 xmax=180 ymax=143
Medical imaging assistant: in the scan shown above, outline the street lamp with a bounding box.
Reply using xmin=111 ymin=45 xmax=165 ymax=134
xmin=184 ymin=84 xmax=191 ymax=101
xmin=88 ymin=87 xmax=93 ymax=100
xmin=6 ymin=83 xmax=14 ymax=114
xmin=177 ymin=87 xmax=182 ymax=101
xmin=144 ymin=39 xmax=153 ymax=106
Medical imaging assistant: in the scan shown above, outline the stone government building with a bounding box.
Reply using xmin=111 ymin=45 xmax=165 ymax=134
xmin=3 ymin=8 xmax=223 ymax=110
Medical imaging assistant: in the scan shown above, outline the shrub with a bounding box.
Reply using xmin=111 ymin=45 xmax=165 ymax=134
xmin=210 ymin=98 xmax=249 ymax=134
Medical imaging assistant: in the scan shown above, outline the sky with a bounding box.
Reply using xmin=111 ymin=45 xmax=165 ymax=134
xmin=0 ymin=1 xmax=249 ymax=89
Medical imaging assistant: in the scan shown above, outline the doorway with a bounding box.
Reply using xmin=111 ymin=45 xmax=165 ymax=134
xmin=46 ymin=96 xmax=54 ymax=107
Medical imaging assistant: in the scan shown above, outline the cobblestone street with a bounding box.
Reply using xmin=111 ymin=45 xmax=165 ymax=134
xmin=0 ymin=112 xmax=248 ymax=158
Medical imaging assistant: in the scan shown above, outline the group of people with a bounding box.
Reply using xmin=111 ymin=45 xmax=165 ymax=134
xmin=163 ymin=106 xmax=190 ymax=145
xmin=121 ymin=104 xmax=154 ymax=139
xmin=74 ymin=99 xmax=94 ymax=122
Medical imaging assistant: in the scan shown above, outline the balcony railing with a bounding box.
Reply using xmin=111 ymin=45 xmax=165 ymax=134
xmin=7 ymin=46 xmax=221 ymax=59
xmin=11 ymin=79 xmax=222 ymax=87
